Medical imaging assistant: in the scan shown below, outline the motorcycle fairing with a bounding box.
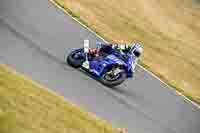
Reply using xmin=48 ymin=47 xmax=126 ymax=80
xmin=89 ymin=54 xmax=127 ymax=76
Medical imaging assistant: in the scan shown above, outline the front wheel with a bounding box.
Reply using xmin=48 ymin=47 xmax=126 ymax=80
xmin=100 ymin=67 xmax=127 ymax=87
xmin=66 ymin=48 xmax=85 ymax=68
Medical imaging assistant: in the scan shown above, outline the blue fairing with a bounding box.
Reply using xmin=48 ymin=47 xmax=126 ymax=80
xmin=89 ymin=54 xmax=127 ymax=76
xmin=88 ymin=46 xmax=134 ymax=78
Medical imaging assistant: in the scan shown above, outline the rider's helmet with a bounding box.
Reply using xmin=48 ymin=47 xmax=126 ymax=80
xmin=131 ymin=42 xmax=143 ymax=57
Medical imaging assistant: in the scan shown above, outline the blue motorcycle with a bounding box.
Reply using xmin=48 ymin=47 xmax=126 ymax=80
xmin=66 ymin=41 xmax=143 ymax=87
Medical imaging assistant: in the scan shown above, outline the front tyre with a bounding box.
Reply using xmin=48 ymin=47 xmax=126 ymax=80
xmin=66 ymin=48 xmax=85 ymax=68
xmin=100 ymin=68 xmax=127 ymax=87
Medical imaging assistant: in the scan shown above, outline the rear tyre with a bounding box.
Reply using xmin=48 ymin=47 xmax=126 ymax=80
xmin=100 ymin=67 xmax=127 ymax=87
xmin=66 ymin=48 xmax=85 ymax=68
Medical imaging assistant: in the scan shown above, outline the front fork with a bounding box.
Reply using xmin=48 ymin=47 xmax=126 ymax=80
xmin=82 ymin=40 xmax=90 ymax=69
xmin=82 ymin=53 xmax=90 ymax=69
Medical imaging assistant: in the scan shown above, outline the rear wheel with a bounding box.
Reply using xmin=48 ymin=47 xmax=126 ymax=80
xmin=66 ymin=48 xmax=85 ymax=68
xmin=100 ymin=66 xmax=127 ymax=87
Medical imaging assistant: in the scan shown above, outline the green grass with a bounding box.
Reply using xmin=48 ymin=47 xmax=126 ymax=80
xmin=53 ymin=0 xmax=200 ymax=105
xmin=0 ymin=65 xmax=120 ymax=133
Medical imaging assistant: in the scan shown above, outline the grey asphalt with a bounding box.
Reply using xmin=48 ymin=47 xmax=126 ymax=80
xmin=0 ymin=0 xmax=199 ymax=133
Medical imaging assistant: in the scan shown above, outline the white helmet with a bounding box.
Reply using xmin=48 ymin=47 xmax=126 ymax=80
xmin=132 ymin=43 xmax=143 ymax=57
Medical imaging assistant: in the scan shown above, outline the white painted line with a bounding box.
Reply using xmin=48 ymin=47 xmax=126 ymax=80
xmin=49 ymin=0 xmax=200 ymax=109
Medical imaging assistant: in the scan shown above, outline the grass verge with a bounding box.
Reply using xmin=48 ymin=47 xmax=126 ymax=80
xmin=53 ymin=0 xmax=200 ymax=105
xmin=0 ymin=64 xmax=120 ymax=133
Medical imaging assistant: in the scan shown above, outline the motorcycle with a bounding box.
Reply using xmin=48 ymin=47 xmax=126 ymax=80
xmin=66 ymin=40 xmax=142 ymax=87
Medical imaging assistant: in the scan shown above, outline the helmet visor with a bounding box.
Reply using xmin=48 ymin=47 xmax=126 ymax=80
xmin=134 ymin=50 xmax=141 ymax=57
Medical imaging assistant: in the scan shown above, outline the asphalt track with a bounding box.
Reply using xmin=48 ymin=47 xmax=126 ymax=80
xmin=0 ymin=0 xmax=200 ymax=133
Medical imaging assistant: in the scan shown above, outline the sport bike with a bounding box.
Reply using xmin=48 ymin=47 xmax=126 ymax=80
xmin=66 ymin=40 xmax=143 ymax=87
